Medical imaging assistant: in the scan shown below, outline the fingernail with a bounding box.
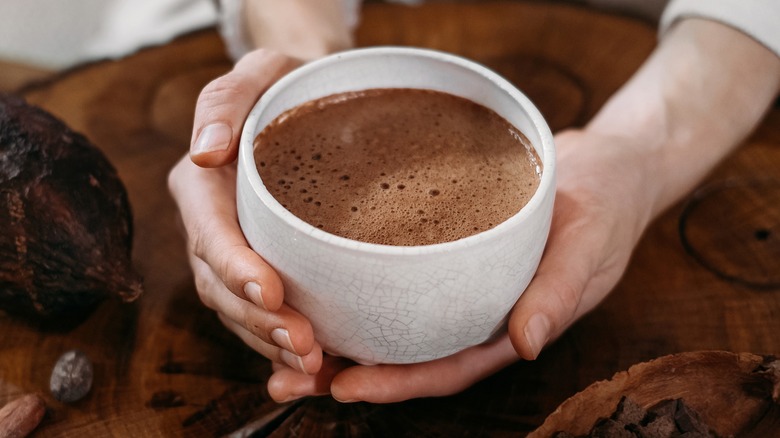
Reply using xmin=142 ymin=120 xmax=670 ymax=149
xmin=192 ymin=123 xmax=232 ymax=155
xmin=524 ymin=313 xmax=551 ymax=360
xmin=332 ymin=395 xmax=357 ymax=403
xmin=279 ymin=349 xmax=306 ymax=373
xmin=271 ymin=328 xmax=296 ymax=354
xmin=244 ymin=281 xmax=265 ymax=309
xmin=278 ymin=394 xmax=304 ymax=403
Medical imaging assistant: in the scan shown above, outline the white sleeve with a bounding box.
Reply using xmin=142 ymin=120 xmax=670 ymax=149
xmin=84 ymin=0 xmax=218 ymax=62
xmin=218 ymin=0 xmax=362 ymax=62
xmin=660 ymin=0 xmax=780 ymax=57
xmin=217 ymin=0 xmax=251 ymax=62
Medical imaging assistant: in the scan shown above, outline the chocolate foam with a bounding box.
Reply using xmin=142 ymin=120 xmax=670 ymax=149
xmin=254 ymin=88 xmax=541 ymax=246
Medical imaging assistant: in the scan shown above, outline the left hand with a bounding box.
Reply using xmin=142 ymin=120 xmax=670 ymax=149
xmin=267 ymin=128 xmax=657 ymax=403
xmin=168 ymin=49 xmax=324 ymax=375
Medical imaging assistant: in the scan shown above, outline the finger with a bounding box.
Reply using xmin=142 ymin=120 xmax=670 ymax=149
xmin=191 ymin=253 xmax=315 ymax=357
xmin=267 ymin=355 xmax=354 ymax=403
xmin=508 ymin=192 xmax=621 ymax=360
xmin=190 ymin=49 xmax=301 ymax=167
xmin=218 ymin=314 xmax=322 ymax=375
xmin=330 ymin=335 xmax=518 ymax=404
xmin=168 ymin=157 xmax=284 ymax=311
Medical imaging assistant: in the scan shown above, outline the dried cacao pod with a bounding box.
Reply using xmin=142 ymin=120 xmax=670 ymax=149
xmin=0 ymin=94 xmax=143 ymax=323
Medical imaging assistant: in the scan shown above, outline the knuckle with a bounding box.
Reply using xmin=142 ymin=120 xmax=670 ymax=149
xmin=166 ymin=161 xmax=181 ymax=196
xmin=549 ymin=278 xmax=584 ymax=326
xmin=197 ymin=75 xmax=246 ymax=114
xmin=241 ymin=307 xmax=263 ymax=338
xmin=217 ymin=246 xmax=252 ymax=294
xmin=193 ymin=273 xmax=216 ymax=310
xmin=188 ymin=218 xmax=215 ymax=261
xmin=201 ymin=75 xmax=237 ymax=98
xmin=166 ymin=156 xmax=192 ymax=200
xmin=186 ymin=222 xmax=252 ymax=297
xmin=237 ymin=47 xmax=283 ymax=68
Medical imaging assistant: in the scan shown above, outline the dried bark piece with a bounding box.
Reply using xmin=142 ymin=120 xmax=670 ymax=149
xmin=0 ymin=393 xmax=46 ymax=438
xmin=530 ymin=352 xmax=780 ymax=438
xmin=49 ymin=350 xmax=93 ymax=403
xmin=0 ymin=94 xmax=143 ymax=323
xmin=565 ymin=396 xmax=719 ymax=437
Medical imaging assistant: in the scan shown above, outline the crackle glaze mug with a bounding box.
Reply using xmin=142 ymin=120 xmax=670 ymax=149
xmin=237 ymin=47 xmax=556 ymax=364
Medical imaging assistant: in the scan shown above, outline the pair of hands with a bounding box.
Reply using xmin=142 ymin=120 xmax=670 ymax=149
xmin=167 ymin=48 xmax=652 ymax=403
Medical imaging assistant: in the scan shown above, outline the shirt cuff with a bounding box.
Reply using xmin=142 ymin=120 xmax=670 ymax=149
xmin=660 ymin=0 xmax=780 ymax=57
xmin=216 ymin=0 xmax=362 ymax=62
xmin=217 ymin=0 xmax=253 ymax=61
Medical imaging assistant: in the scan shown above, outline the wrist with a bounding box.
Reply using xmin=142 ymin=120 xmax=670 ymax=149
xmin=584 ymin=19 xmax=780 ymax=220
xmin=554 ymin=128 xmax=658 ymax=246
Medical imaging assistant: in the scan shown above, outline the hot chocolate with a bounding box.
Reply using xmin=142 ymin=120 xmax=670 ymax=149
xmin=253 ymin=88 xmax=541 ymax=246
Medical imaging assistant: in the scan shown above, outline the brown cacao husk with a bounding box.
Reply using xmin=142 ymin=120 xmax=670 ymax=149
xmin=0 ymin=393 xmax=46 ymax=438
xmin=0 ymin=93 xmax=143 ymax=323
xmin=531 ymin=351 xmax=780 ymax=438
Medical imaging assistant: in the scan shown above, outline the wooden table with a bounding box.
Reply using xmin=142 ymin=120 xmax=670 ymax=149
xmin=1 ymin=2 xmax=779 ymax=436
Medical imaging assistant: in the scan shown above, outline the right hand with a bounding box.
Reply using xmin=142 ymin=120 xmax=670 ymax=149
xmin=265 ymin=128 xmax=659 ymax=404
xmin=168 ymin=49 xmax=323 ymax=375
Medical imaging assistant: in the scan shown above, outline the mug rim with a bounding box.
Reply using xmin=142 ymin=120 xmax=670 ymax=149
xmin=239 ymin=46 xmax=556 ymax=256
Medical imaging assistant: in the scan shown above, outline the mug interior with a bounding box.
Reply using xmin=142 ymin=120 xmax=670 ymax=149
xmin=240 ymin=47 xmax=555 ymax=255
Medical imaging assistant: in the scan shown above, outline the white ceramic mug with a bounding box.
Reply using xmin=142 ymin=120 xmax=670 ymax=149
xmin=237 ymin=47 xmax=555 ymax=364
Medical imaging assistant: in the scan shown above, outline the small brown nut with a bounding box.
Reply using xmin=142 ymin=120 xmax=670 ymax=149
xmin=0 ymin=393 xmax=46 ymax=438
xmin=50 ymin=350 xmax=93 ymax=403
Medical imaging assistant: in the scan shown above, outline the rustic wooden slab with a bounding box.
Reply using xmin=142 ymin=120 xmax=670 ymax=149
xmin=1 ymin=2 xmax=778 ymax=436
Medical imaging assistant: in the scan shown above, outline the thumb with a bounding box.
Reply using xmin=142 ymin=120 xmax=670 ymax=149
xmin=508 ymin=267 xmax=588 ymax=361
xmin=508 ymin=194 xmax=612 ymax=360
xmin=190 ymin=49 xmax=301 ymax=168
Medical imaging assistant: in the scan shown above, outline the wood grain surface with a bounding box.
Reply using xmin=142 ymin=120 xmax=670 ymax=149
xmin=1 ymin=2 xmax=778 ymax=436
